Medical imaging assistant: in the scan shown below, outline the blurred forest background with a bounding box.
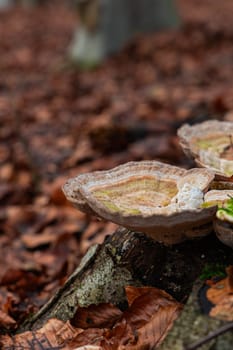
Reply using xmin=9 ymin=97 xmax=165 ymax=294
xmin=0 ymin=0 xmax=233 ymax=340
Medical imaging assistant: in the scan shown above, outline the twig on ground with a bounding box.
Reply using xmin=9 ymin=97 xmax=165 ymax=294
xmin=185 ymin=322 xmax=233 ymax=350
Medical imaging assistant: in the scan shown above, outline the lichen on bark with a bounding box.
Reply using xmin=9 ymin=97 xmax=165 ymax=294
xmin=76 ymin=249 xmax=135 ymax=307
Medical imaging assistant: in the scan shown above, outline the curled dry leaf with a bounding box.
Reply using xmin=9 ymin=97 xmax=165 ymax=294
xmin=0 ymin=286 xmax=182 ymax=350
xmin=6 ymin=204 xmax=85 ymax=242
xmin=71 ymin=303 xmax=123 ymax=329
xmin=0 ymin=309 xmax=16 ymax=330
xmin=0 ymin=318 xmax=78 ymax=349
xmin=63 ymin=160 xmax=216 ymax=244
xmin=117 ymin=286 xmax=183 ymax=349
xmin=74 ymin=347 xmax=102 ymax=350
xmin=206 ymin=266 xmax=233 ymax=321
xmin=80 ymin=221 xmax=118 ymax=255
xmin=178 ymin=120 xmax=233 ymax=183
xmin=45 ymin=176 xmax=72 ymax=206
xmin=21 ymin=228 xmax=61 ymax=250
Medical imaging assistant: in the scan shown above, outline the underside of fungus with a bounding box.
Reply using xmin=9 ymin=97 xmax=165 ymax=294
xmin=178 ymin=120 xmax=233 ymax=182
xmin=63 ymin=161 xmax=216 ymax=244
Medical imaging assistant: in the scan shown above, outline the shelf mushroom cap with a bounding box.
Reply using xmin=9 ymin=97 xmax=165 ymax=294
xmin=178 ymin=120 xmax=233 ymax=183
xmin=204 ymin=190 xmax=233 ymax=248
xmin=63 ymin=161 xmax=216 ymax=244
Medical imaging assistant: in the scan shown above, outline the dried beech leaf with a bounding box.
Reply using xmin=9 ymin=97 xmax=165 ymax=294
xmin=118 ymin=286 xmax=183 ymax=348
xmin=0 ymin=318 xmax=76 ymax=349
xmin=125 ymin=286 xmax=147 ymax=307
xmin=21 ymin=230 xmax=57 ymax=249
xmin=72 ymin=303 xmax=123 ymax=329
xmin=0 ymin=287 xmax=182 ymax=350
xmin=121 ymin=304 xmax=182 ymax=349
xmin=207 ymin=266 xmax=233 ymax=321
xmin=1 ymin=0 xmax=233 ymax=341
xmin=80 ymin=221 xmax=118 ymax=255
xmin=70 ymin=286 xmax=182 ymax=349
xmin=124 ymin=286 xmax=182 ymax=325
xmin=209 ymin=296 xmax=233 ymax=321
xmin=66 ymin=328 xmax=106 ymax=349
xmin=74 ymin=347 xmax=102 ymax=350
xmin=0 ymin=310 xmax=16 ymax=329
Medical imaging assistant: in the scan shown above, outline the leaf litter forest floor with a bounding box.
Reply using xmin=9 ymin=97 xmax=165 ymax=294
xmin=0 ymin=0 xmax=233 ymax=340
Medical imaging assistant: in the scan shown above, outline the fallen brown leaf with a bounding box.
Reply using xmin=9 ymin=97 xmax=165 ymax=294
xmin=0 ymin=310 xmax=16 ymax=330
xmin=71 ymin=303 xmax=123 ymax=329
xmin=1 ymin=0 xmax=233 ymax=338
xmin=80 ymin=221 xmax=118 ymax=255
xmin=207 ymin=266 xmax=233 ymax=321
xmin=116 ymin=286 xmax=183 ymax=349
xmin=0 ymin=286 xmax=182 ymax=349
xmin=0 ymin=318 xmax=77 ymax=349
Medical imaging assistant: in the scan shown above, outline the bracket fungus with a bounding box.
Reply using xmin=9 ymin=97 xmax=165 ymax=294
xmin=178 ymin=120 xmax=233 ymax=188
xmin=63 ymin=161 xmax=216 ymax=245
xmin=204 ymin=190 xmax=233 ymax=249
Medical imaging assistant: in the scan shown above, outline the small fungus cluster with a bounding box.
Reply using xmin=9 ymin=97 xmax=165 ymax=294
xmin=63 ymin=120 xmax=233 ymax=247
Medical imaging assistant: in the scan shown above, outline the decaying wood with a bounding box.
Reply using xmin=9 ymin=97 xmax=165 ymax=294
xmin=21 ymin=226 xmax=233 ymax=334
xmin=21 ymin=227 xmax=167 ymax=331
xmin=20 ymin=225 xmax=233 ymax=348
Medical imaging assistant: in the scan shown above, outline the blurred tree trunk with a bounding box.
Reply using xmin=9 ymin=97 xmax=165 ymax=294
xmin=20 ymin=0 xmax=37 ymax=6
xmin=0 ymin=0 xmax=12 ymax=8
xmin=69 ymin=0 xmax=180 ymax=66
xmin=20 ymin=0 xmax=45 ymax=6
xmin=0 ymin=0 xmax=46 ymax=7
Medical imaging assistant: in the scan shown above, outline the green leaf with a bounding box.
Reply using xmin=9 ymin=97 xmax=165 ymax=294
xmin=216 ymin=197 xmax=233 ymax=222
xmin=225 ymin=196 xmax=233 ymax=213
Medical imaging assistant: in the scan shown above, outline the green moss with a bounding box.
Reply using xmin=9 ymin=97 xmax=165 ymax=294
xmin=203 ymin=197 xmax=233 ymax=220
xmin=199 ymin=263 xmax=226 ymax=280
xmin=225 ymin=196 xmax=233 ymax=211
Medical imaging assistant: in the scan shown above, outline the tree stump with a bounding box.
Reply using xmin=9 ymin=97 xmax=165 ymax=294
xmin=21 ymin=226 xmax=233 ymax=333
